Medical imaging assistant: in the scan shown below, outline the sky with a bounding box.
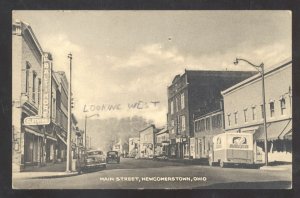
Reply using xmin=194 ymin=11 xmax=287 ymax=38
xmin=13 ymin=11 xmax=291 ymax=126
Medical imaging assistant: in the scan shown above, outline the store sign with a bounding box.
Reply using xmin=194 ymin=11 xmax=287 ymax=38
xmin=24 ymin=116 xmax=51 ymax=126
xmin=24 ymin=57 xmax=52 ymax=126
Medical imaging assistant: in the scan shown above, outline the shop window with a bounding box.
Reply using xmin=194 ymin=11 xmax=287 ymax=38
xmin=270 ymin=102 xmax=275 ymax=117
xmin=280 ymin=98 xmax=286 ymax=115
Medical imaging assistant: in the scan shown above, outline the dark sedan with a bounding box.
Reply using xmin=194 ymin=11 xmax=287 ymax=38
xmin=106 ymin=151 xmax=120 ymax=164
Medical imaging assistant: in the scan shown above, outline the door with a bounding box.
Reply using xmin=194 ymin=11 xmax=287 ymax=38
xmin=24 ymin=133 xmax=34 ymax=163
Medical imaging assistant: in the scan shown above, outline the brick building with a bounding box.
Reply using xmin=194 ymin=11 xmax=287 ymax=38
xmin=167 ymin=70 xmax=256 ymax=159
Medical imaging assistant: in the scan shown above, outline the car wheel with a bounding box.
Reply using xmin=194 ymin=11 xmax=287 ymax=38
xmin=220 ymin=160 xmax=226 ymax=168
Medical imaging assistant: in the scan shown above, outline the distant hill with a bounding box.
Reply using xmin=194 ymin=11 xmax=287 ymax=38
xmin=77 ymin=116 xmax=153 ymax=151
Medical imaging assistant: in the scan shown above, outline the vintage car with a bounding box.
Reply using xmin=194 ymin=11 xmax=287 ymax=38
xmin=106 ymin=151 xmax=120 ymax=164
xmin=81 ymin=150 xmax=107 ymax=172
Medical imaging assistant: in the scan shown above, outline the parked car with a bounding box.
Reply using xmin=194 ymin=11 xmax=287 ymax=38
xmin=106 ymin=151 xmax=120 ymax=164
xmin=81 ymin=150 xmax=106 ymax=172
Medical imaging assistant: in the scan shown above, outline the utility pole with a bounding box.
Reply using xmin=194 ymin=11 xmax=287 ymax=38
xmin=66 ymin=53 xmax=72 ymax=172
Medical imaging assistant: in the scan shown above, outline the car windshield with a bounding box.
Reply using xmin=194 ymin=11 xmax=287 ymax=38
xmin=108 ymin=151 xmax=118 ymax=155
xmin=87 ymin=151 xmax=103 ymax=155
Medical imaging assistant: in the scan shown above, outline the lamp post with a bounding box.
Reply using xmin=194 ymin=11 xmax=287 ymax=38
xmin=234 ymin=58 xmax=268 ymax=166
xmin=66 ymin=53 xmax=72 ymax=172
xmin=84 ymin=114 xmax=99 ymax=151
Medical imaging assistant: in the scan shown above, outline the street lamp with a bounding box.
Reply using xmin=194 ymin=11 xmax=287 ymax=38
xmin=84 ymin=113 xmax=99 ymax=151
xmin=233 ymin=58 xmax=268 ymax=166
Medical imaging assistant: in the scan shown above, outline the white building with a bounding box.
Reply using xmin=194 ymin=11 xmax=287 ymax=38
xmin=221 ymin=58 xmax=292 ymax=163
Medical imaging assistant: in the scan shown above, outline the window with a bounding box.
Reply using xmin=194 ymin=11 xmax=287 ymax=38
xmin=205 ymin=117 xmax=211 ymax=131
xmin=227 ymin=114 xmax=231 ymax=126
xmin=260 ymin=104 xmax=264 ymax=119
xmin=280 ymin=98 xmax=286 ymax=115
xmin=170 ymin=101 xmax=174 ymax=114
xmin=176 ymin=98 xmax=179 ymax=112
xmin=212 ymin=114 xmax=222 ymax=128
xmin=234 ymin=112 xmax=238 ymax=124
xmin=252 ymin=106 xmax=256 ymax=120
xmin=243 ymin=108 xmax=248 ymax=122
xmin=200 ymin=119 xmax=205 ymax=131
xmin=181 ymin=93 xmax=185 ymax=109
xmin=52 ymin=98 xmax=56 ymax=119
xmin=270 ymin=102 xmax=275 ymax=117
xmin=32 ymin=71 xmax=37 ymax=103
xmin=25 ymin=62 xmax=30 ymax=94
xmin=171 ymin=119 xmax=175 ymax=134
xmin=38 ymin=78 xmax=41 ymax=106
xmin=181 ymin=115 xmax=186 ymax=131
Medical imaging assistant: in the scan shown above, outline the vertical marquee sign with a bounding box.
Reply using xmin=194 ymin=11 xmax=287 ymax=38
xmin=24 ymin=53 xmax=52 ymax=126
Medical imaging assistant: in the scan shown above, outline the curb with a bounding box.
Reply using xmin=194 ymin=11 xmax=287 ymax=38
xmin=13 ymin=172 xmax=79 ymax=180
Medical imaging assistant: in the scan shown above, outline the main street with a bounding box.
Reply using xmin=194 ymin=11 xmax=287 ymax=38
xmin=13 ymin=158 xmax=292 ymax=189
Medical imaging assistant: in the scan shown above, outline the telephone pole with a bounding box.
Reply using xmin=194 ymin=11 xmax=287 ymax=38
xmin=66 ymin=53 xmax=72 ymax=172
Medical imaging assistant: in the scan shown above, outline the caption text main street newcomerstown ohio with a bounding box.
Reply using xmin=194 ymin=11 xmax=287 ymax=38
xmin=99 ymin=177 xmax=207 ymax=182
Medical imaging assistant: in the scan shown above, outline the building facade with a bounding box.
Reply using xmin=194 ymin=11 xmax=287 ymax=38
xmin=221 ymin=59 xmax=292 ymax=163
xmin=128 ymin=137 xmax=139 ymax=158
xmin=154 ymin=128 xmax=169 ymax=157
xmin=139 ymin=125 xmax=159 ymax=158
xmin=12 ymin=20 xmax=77 ymax=172
xmin=12 ymin=20 xmax=48 ymax=171
xmin=192 ymin=109 xmax=224 ymax=159
xmin=167 ymin=70 xmax=256 ymax=159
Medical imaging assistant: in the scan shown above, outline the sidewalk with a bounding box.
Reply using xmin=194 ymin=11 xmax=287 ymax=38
xmin=259 ymin=161 xmax=292 ymax=171
xmin=13 ymin=162 xmax=79 ymax=179
xmin=139 ymin=157 xmax=209 ymax=165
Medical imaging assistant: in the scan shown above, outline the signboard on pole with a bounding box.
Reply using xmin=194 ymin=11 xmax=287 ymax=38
xmin=24 ymin=54 xmax=52 ymax=126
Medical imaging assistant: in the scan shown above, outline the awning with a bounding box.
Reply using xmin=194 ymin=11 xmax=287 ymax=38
xmin=57 ymin=133 xmax=67 ymax=145
xmin=256 ymin=119 xmax=292 ymax=142
xmin=24 ymin=126 xmax=44 ymax=137
xmin=47 ymin=135 xmax=57 ymax=142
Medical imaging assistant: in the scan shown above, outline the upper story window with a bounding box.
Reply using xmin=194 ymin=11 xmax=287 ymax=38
xmin=270 ymin=101 xmax=275 ymax=117
xmin=176 ymin=97 xmax=179 ymax=112
xmin=180 ymin=115 xmax=186 ymax=131
xmin=205 ymin=117 xmax=211 ymax=131
xmin=180 ymin=93 xmax=185 ymax=109
xmin=25 ymin=62 xmax=30 ymax=94
xmin=212 ymin=114 xmax=222 ymax=129
xmin=32 ymin=71 xmax=37 ymax=103
xmin=171 ymin=119 xmax=175 ymax=134
xmin=280 ymin=98 xmax=286 ymax=115
xmin=243 ymin=108 xmax=248 ymax=123
xmin=170 ymin=101 xmax=174 ymax=114
xmin=227 ymin=114 xmax=231 ymax=126
xmin=252 ymin=106 xmax=256 ymax=121
xmin=38 ymin=78 xmax=41 ymax=106
xmin=260 ymin=104 xmax=264 ymax=119
xmin=234 ymin=112 xmax=238 ymax=125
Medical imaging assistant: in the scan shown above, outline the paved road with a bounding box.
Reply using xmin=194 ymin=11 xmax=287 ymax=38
xmin=13 ymin=158 xmax=292 ymax=189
